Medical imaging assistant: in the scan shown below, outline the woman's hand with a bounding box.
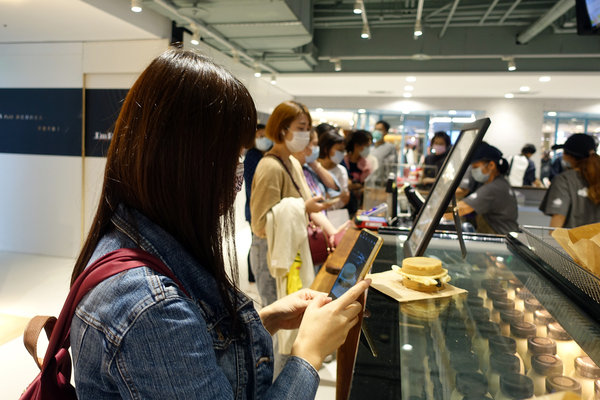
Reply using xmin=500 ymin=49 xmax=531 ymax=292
xmin=291 ymin=279 xmax=371 ymax=370
xmin=259 ymin=289 xmax=330 ymax=335
xmin=305 ymin=196 xmax=329 ymax=213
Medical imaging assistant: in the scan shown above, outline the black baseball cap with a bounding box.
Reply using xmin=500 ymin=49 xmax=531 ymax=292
xmin=552 ymin=134 xmax=597 ymax=160
xmin=470 ymin=142 xmax=503 ymax=163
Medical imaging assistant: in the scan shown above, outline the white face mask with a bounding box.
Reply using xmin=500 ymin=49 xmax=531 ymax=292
xmin=360 ymin=146 xmax=370 ymax=158
xmin=331 ymin=150 xmax=345 ymax=165
xmin=472 ymin=165 xmax=490 ymax=183
xmin=305 ymin=145 xmax=319 ymax=164
xmin=255 ymin=137 xmax=272 ymax=152
xmin=284 ymin=130 xmax=310 ymax=153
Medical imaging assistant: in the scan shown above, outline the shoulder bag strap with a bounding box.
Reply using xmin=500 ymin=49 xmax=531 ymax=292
xmin=38 ymin=248 xmax=189 ymax=371
xmin=266 ymin=153 xmax=303 ymax=197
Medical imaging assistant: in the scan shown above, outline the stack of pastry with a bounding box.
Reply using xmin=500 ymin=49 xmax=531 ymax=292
xmin=393 ymin=256 xmax=451 ymax=292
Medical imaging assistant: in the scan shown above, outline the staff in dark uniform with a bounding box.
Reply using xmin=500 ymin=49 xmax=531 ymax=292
xmin=540 ymin=134 xmax=600 ymax=228
xmin=453 ymin=142 xmax=519 ymax=234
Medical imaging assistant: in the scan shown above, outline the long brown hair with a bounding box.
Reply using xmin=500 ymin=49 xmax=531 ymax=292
xmin=574 ymin=153 xmax=600 ymax=204
xmin=71 ymin=49 xmax=256 ymax=324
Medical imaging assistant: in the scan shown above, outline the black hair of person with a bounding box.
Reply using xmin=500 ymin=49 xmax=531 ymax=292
xmin=521 ymin=143 xmax=536 ymax=155
xmin=433 ymin=131 xmax=451 ymax=147
xmin=315 ymin=122 xmax=336 ymax=138
xmin=71 ymin=49 xmax=256 ymax=332
xmin=318 ymin=130 xmax=345 ymax=159
xmin=257 ymin=123 xmax=266 ymax=130
xmin=346 ymin=130 xmax=373 ymax=153
xmin=375 ymin=120 xmax=390 ymax=132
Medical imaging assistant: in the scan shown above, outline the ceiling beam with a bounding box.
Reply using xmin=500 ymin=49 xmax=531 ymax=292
xmin=479 ymin=0 xmax=501 ymax=25
xmin=499 ymin=0 xmax=523 ymax=24
xmin=439 ymin=0 xmax=462 ymax=38
xmin=516 ymin=0 xmax=575 ymax=44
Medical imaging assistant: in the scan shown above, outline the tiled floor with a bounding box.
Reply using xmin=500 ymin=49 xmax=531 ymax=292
xmin=0 ymin=221 xmax=336 ymax=398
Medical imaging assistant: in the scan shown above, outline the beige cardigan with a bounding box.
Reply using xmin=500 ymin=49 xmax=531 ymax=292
xmin=250 ymin=154 xmax=311 ymax=238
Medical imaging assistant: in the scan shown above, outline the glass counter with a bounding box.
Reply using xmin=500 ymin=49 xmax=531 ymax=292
xmin=349 ymin=232 xmax=600 ymax=400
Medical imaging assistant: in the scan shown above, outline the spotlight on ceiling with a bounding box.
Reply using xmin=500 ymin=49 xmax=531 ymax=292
xmin=190 ymin=28 xmax=200 ymax=46
xmin=353 ymin=0 xmax=363 ymax=14
xmin=507 ymin=57 xmax=516 ymax=71
xmin=361 ymin=24 xmax=371 ymax=39
xmin=131 ymin=0 xmax=142 ymax=13
xmin=253 ymin=64 xmax=262 ymax=78
xmin=270 ymin=75 xmax=277 ymax=85
xmin=414 ymin=20 xmax=423 ymax=38
xmin=332 ymin=59 xmax=342 ymax=72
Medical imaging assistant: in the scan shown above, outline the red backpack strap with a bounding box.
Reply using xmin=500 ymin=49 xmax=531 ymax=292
xmin=40 ymin=248 xmax=189 ymax=370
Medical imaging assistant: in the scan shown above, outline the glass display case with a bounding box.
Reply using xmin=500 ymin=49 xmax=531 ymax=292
xmin=349 ymin=231 xmax=600 ymax=400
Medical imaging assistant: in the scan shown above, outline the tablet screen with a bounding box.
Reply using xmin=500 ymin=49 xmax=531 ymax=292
xmin=329 ymin=230 xmax=381 ymax=300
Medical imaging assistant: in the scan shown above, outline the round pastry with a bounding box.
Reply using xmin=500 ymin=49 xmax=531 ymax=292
xmin=392 ymin=256 xmax=451 ymax=292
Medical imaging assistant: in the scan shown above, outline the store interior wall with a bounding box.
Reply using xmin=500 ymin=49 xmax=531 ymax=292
xmin=0 ymin=38 xmax=294 ymax=258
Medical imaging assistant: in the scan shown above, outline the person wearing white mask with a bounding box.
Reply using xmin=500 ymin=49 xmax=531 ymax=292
xmin=342 ymin=130 xmax=373 ymax=215
xmin=244 ymin=124 xmax=271 ymax=284
xmin=250 ymin=101 xmax=329 ymax=309
xmin=421 ymin=131 xmax=452 ymax=187
xmin=318 ymin=130 xmax=351 ymax=210
xmin=370 ymin=120 xmax=397 ymax=182
xmin=452 ymin=142 xmax=518 ymax=235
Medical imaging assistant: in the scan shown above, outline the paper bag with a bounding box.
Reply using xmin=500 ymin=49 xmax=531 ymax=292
xmin=551 ymin=222 xmax=600 ymax=275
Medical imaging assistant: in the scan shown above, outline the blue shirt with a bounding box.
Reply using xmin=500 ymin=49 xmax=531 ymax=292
xmin=70 ymin=204 xmax=319 ymax=399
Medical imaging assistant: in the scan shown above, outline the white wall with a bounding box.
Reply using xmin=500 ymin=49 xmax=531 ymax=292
xmin=0 ymin=39 xmax=293 ymax=258
xmin=296 ymin=95 xmax=600 ymax=174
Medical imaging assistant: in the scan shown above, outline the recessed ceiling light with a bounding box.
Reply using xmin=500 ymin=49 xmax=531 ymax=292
xmin=358 ymin=108 xmax=366 ymax=113
xmin=404 ymin=85 xmax=414 ymax=91
xmin=403 ymin=93 xmax=413 ymax=98
xmin=547 ymin=111 xmax=557 ymax=117
xmin=406 ymin=76 xmax=417 ymax=82
xmin=449 ymin=110 xmax=457 ymax=115
xmin=315 ymin=108 xmax=324 ymax=112
xmin=402 ymin=110 xmax=411 ymax=114
xmin=539 ymin=76 xmax=551 ymax=82
xmin=504 ymin=93 xmax=514 ymax=98
xmin=519 ymin=86 xmax=530 ymax=92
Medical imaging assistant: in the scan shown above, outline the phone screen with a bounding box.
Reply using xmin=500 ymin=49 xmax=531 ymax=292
xmin=329 ymin=231 xmax=380 ymax=300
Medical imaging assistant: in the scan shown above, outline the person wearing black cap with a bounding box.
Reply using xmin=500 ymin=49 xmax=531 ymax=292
xmin=453 ymin=142 xmax=519 ymax=234
xmin=540 ymin=134 xmax=600 ymax=228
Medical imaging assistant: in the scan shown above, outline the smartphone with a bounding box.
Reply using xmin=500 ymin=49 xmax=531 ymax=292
xmin=328 ymin=229 xmax=383 ymax=300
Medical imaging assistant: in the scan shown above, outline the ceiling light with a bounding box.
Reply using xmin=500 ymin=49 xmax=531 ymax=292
xmin=403 ymin=93 xmax=413 ymax=98
xmin=547 ymin=111 xmax=557 ymax=117
xmin=361 ymin=24 xmax=371 ymax=39
xmin=190 ymin=26 xmax=200 ymax=45
xmin=507 ymin=57 xmax=516 ymax=71
xmin=315 ymin=108 xmax=324 ymax=112
xmin=253 ymin=64 xmax=262 ymax=78
xmin=414 ymin=20 xmax=423 ymax=38
xmin=449 ymin=110 xmax=457 ymax=115
xmin=504 ymin=93 xmax=514 ymax=98
xmin=270 ymin=75 xmax=277 ymax=85
xmin=358 ymin=108 xmax=366 ymax=113
xmin=402 ymin=110 xmax=411 ymax=114
xmin=539 ymin=76 xmax=551 ymax=82
xmin=131 ymin=0 xmax=142 ymax=13
xmin=334 ymin=59 xmax=342 ymax=72
xmin=519 ymin=86 xmax=530 ymax=92
xmin=353 ymin=0 xmax=363 ymax=14
xmin=404 ymin=85 xmax=414 ymax=91
xmin=406 ymin=76 xmax=417 ymax=82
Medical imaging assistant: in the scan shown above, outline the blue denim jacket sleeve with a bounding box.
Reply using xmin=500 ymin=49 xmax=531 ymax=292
xmin=108 ymin=296 xmax=319 ymax=400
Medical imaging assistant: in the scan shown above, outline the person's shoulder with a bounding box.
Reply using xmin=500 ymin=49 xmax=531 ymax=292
xmin=244 ymin=148 xmax=263 ymax=163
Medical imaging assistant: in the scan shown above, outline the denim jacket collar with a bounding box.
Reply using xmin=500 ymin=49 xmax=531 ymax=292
xmin=109 ymin=204 xmax=251 ymax=326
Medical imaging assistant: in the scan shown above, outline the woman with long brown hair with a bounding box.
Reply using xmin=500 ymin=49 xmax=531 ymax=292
xmin=540 ymin=134 xmax=600 ymax=227
xmin=69 ymin=49 xmax=368 ymax=399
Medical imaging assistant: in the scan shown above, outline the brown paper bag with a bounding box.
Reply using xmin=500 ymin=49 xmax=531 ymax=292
xmin=551 ymin=222 xmax=600 ymax=276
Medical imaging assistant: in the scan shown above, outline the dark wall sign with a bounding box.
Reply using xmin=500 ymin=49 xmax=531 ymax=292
xmin=85 ymin=89 xmax=128 ymax=157
xmin=0 ymin=88 xmax=82 ymax=156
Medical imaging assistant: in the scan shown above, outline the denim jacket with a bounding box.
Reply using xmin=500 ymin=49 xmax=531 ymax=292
xmin=70 ymin=204 xmax=319 ymax=399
